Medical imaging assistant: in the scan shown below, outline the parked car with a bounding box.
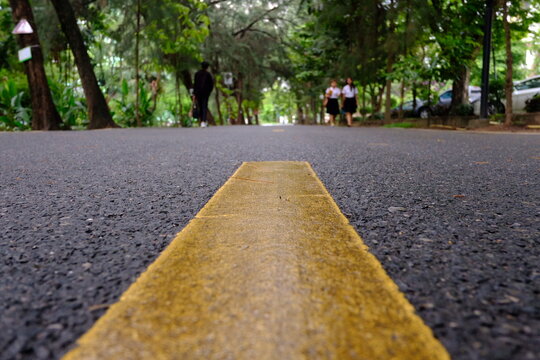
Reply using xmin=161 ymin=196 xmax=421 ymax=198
xmin=435 ymin=86 xmax=482 ymax=115
xmin=512 ymin=75 xmax=540 ymax=112
xmin=391 ymin=99 xmax=431 ymax=118
xmin=472 ymin=75 xmax=540 ymax=115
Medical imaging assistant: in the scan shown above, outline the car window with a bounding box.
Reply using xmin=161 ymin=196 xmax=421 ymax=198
xmin=440 ymin=91 xmax=452 ymax=100
xmin=515 ymin=78 xmax=540 ymax=91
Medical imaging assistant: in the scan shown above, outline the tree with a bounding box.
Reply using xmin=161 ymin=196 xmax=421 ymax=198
xmin=49 ymin=0 xmax=117 ymax=129
xmin=8 ymin=0 xmax=62 ymax=130
xmin=426 ymin=0 xmax=490 ymax=112
xmin=502 ymin=0 xmax=513 ymax=125
xmin=202 ymin=0 xmax=298 ymax=124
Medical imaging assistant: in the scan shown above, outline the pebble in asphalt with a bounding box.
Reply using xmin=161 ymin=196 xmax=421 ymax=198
xmin=0 ymin=126 xmax=539 ymax=360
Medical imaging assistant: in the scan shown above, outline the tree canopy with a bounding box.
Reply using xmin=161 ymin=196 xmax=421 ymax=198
xmin=1 ymin=0 xmax=539 ymax=130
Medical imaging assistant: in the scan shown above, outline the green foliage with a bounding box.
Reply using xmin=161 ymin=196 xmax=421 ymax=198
xmin=110 ymin=79 xmax=155 ymax=127
xmin=0 ymin=69 xmax=32 ymax=130
xmin=384 ymin=122 xmax=416 ymax=128
xmin=449 ymin=104 xmax=474 ymax=116
xmin=2 ymin=0 xmax=540 ymax=131
xmin=49 ymin=81 xmax=88 ymax=129
xmin=0 ymin=0 xmax=18 ymax=70
xmin=525 ymin=94 xmax=540 ymax=113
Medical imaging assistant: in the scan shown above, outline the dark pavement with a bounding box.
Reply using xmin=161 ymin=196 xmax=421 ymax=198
xmin=0 ymin=126 xmax=539 ymax=360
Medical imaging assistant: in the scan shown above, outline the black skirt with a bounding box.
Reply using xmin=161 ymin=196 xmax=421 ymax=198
xmin=343 ymin=97 xmax=357 ymax=114
xmin=326 ymin=98 xmax=340 ymax=115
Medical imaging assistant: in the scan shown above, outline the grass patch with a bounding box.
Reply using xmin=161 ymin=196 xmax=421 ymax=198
xmin=383 ymin=122 xmax=416 ymax=128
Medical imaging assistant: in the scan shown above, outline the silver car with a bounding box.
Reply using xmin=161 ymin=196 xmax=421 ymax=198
xmin=513 ymin=75 xmax=540 ymax=112
xmin=472 ymin=75 xmax=540 ymax=114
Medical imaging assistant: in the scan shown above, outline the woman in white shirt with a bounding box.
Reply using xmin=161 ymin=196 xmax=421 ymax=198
xmin=324 ymin=80 xmax=341 ymax=126
xmin=341 ymin=77 xmax=359 ymax=127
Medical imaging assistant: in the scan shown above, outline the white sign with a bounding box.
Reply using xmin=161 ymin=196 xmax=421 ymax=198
xmin=13 ymin=19 xmax=34 ymax=35
xmin=18 ymin=47 xmax=32 ymax=63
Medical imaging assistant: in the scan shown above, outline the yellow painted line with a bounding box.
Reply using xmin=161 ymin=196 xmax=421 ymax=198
xmin=63 ymin=162 xmax=449 ymax=360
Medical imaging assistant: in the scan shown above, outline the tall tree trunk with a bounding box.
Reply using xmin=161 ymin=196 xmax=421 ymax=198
xmin=245 ymin=106 xmax=252 ymax=125
xmin=399 ymin=79 xmax=405 ymax=119
xmin=450 ymin=65 xmax=471 ymax=112
xmin=181 ymin=70 xmax=193 ymax=91
xmin=212 ymin=59 xmax=224 ymax=125
xmin=311 ymin=96 xmax=317 ymax=125
xmin=297 ymin=105 xmax=304 ymax=124
xmin=175 ymin=72 xmax=181 ymax=126
xmin=384 ymin=56 xmax=394 ymax=123
xmin=236 ymin=74 xmax=244 ymax=125
xmin=215 ymin=88 xmax=224 ymax=125
xmin=9 ymin=0 xmax=62 ymax=130
xmin=503 ymin=1 xmax=513 ymax=126
xmin=135 ymin=0 xmax=141 ymax=127
xmin=50 ymin=0 xmax=117 ymax=129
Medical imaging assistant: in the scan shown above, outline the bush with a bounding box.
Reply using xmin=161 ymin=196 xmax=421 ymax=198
xmin=449 ymin=104 xmax=474 ymax=116
xmin=369 ymin=112 xmax=384 ymax=120
xmin=49 ymin=80 xmax=87 ymax=129
xmin=0 ymin=77 xmax=32 ymax=131
xmin=525 ymin=94 xmax=540 ymax=113
xmin=359 ymin=106 xmax=372 ymax=115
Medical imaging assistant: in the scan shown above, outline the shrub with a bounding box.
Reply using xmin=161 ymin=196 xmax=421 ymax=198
xmin=525 ymin=94 xmax=540 ymax=113
xmin=369 ymin=112 xmax=384 ymax=120
xmin=449 ymin=104 xmax=474 ymax=116
xmin=359 ymin=106 xmax=372 ymax=115
xmin=49 ymin=80 xmax=87 ymax=129
xmin=0 ymin=77 xmax=31 ymax=131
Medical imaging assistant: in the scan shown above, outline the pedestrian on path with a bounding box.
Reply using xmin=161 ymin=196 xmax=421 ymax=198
xmin=324 ymin=80 xmax=341 ymax=126
xmin=341 ymin=77 xmax=359 ymax=127
xmin=192 ymin=61 xmax=214 ymax=127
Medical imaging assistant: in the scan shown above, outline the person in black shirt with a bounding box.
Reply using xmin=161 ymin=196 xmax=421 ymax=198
xmin=193 ymin=61 xmax=214 ymax=127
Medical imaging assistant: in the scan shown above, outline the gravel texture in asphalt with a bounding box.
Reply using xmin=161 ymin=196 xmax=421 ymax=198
xmin=0 ymin=127 xmax=539 ymax=360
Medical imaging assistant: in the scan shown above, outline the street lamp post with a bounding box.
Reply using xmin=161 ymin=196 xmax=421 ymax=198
xmin=480 ymin=0 xmax=495 ymax=119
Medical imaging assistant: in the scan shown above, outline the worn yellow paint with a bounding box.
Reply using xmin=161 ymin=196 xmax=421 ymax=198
xmin=63 ymin=161 xmax=450 ymax=360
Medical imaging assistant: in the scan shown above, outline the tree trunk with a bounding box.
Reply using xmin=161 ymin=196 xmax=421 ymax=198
xmin=503 ymin=1 xmax=513 ymax=126
xmin=215 ymin=88 xmax=223 ymax=125
xmin=384 ymin=56 xmax=394 ymax=123
xmin=245 ymin=106 xmax=252 ymax=125
xmin=175 ymin=72 xmax=182 ymax=126
xmin=9 ymin=0 xmax=62 ymax=130
xmin=399 ymin=79 xmax=405 ymax=119
xmin=181 ymin=70 xmax=193 ymax=92
xmin=134 ymin=0 xmax=141 ymax=127
xmin=50 ymin=0 xmax=117 ymax=129
xmin=450 ymin=65 xmax=471 ymax=112
xmin=235 ymin=74 xmax=244 ymax=125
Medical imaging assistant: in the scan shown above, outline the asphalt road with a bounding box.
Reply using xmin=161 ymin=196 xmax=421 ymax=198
xmin=0 ymin=126 xmax=538 ymax=360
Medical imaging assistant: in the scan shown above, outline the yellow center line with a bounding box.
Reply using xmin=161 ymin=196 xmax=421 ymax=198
xmin=63 ymin=161 xmax=449 ymax=360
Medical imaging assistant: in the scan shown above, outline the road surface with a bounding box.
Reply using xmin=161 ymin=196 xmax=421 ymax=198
xmin=0 ymin=126 xmax=538 ymax=359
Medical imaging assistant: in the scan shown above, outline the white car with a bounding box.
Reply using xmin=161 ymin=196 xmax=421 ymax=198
xmin=472 ymin=75 xmax=540 ymax=115
xmin=513 ymin=75 xmax=540 ymax=112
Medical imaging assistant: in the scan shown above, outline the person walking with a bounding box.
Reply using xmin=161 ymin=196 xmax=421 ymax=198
xmin=324 ymin=80 xmax=341 ymax=126
xmin=341 ymin=77 xmax=359 ymax=127
xmin=193 ymin=61 xmax=214 ymax=127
